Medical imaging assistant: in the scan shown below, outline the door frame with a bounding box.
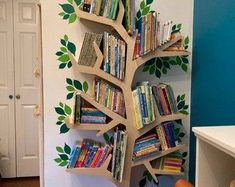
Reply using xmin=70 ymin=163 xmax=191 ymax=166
xmin=37 ymin=2 xmax=44 ymax=187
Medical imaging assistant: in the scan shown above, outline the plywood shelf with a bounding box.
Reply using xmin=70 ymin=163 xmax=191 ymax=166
xmin=132 ymin=144 xmax=187 ymax=167
xmin=67 ymin=1 xmax=190 ymax=185
xmin=151 ymin=169 xmax=184 ymax=176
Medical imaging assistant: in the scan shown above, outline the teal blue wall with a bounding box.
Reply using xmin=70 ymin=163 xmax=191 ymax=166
xmin=190 ymin=0 xmax=235 ymax=184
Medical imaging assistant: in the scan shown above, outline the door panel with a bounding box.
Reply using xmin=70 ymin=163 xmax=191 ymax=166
xmin=14 ymin=0 xmax=39 ymax=177
xmin=0 ymin=0 xmax=16 ymax=178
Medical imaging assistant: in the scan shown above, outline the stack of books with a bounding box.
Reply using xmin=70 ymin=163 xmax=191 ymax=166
xmin=135 ymin=12 xmax=160 ymax=58
xmin=152 ymin=83 xmax=178 ymax=116
xmin=156 ymin=121 xmax=177 ymax=151
xmin=132 ymin=133 xmax=161 ymax=161
xmin=74 ymin=95 xmax=107 ymax=124
xmin=122 ymin=0 xmax=135 ymax=35
xmin=160 ymin=20 xmax=173 ymax=45
xmin=79 ymin=0 xmax=119 ymax=20
xmin=102 ymin=32 xmax=127 ymax=80
xmin=132 ymin=81 xmax=155 ymax=130
xmin=93 ymin=77 xmax=126 ymax=117
xmin=159 ymin=152 xmax=183 ymax=173
xmin=111 ymin=127 xmax=128 ymax=182
xmin=68 ymin=139 xmax=112 ymax=168
xmin=81 ymin=107 xmax=107 ymax=124
xmin=78 ymin=32 xmax=103 ymax=67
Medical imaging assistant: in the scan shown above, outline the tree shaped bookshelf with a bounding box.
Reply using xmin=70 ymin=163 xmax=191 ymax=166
xmin=65 ymin=1 xmax=190 ymax=186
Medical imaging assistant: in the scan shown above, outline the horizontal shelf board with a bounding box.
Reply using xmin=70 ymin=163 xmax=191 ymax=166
xmin=132 ymin=144 xmax=187 ymax=167
xmin=152 ymin=169 xmax=184 ymax=176
xmin=75 ymin=123 xmax=107 ymax=131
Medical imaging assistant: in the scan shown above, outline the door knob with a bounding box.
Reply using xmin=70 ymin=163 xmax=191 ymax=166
xmin=9 ymin=95 xmax=13 ymax=99
xmin=16 ymin=94 xmax=20 ymax=99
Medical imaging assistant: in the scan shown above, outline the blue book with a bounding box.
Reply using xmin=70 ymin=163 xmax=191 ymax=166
xmin=167 ymin=122 xmax=176 ymax=147
xmin=140 ymin=16 xmax=145 ymax=55
xmin=85 ymin=146 xmax=98 ymax=167
xmin=99 ymin=0 xmax=106 ymax=16
xmin=68 ymin=146 xmax=81 ymax=168
xmin=97 ymin=144 xmax=110 ymax=167
xmin=137 ymin=88 xmax=145 ymax=125
xmin=163 ymin=122 xmax=174 ymax=148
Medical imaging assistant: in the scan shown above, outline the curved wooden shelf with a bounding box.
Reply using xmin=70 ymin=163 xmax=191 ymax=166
xmin=64 ymin=116 xmax=120 ymax=137
xmin=73 ymin=0 xmax=130 ymax=42
xmin=66 ymin=155 xmax=120 ymax=186
xmin=134 ymin=35 xmax=191 ymax=68
xmin=132 ymin=144 xmax=187 ymax=167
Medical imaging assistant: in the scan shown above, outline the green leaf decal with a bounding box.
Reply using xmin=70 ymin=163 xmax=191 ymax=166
xmin=180 ymin=110 xmax=189 ymax=115
xmin=74 ymin=80 xmax=82 ymax=90
xmin=142 ymin=6 xmax=150 ymax=16
xmin=56 ymin=121 xmax=63 ymax=125
xmin=146 ymin=0 xmax=154 ymax=5
xmin=149 ymin=65 xmax=155 ymax=75
xmin=66 ymin=85 xmax=75 ymax=92
xmin=59 ymin=12 xmax=66 ymax=16
xmin=69 ymin=13 xmax=77 ymax=24
xmin=182 ymin=64 xmax=188 ymax=72
xmin=60 ymin=47 xmax=67 ymax=53
xmin=67 ymin=61 xmax=72 ymax=68
xmin=83 ymin=81 xmax=89 ymax=93
xmin=103 ymin=133 xmax=110 ymax=143
xmin=59 ymin=102 xmax=64 ymax=108
xmin=60 ymin=124 xmax=70 ymax=134
xmin=178 ymin=101 xmax=185 ymax=110
xmin=155 ymin=69 xmax=161 ymax=78
xmin=184 ymin=36 xmax=189 ymax=45
xmin=58 ymin=116 xmax=66 ymax=121
xmin=66 ymin=78 xmax=73 ymax=85
xmin=67 ymin=41 xmax=76 ymax=55
xmin=59 ymin=154 xmax=69 ymax=160
xmin=182 ymin=152 xmax=188 ymax=157
xmin=182 ymin=57 xmax=189 ymax=64
xmin=55 ymin=107 xmax=66 ymax=116
xmin=60 ymin=39 xmax=67 ymax=46
xmin=179 ymin=132 xmax=186 ymax=138
xmin=74 ymin=0 xmax=82 ymax=6
xmin=176 ymin=56 xmax=182 ymax=65
xmin=58 ymin=54 xmax=69 ymax=62
xmin=64 ymin=104 xmax=72 ymax=115
xmin=59 ymin=4 xmax=75 ymax=14
xmin=56 ymin=51 xmax=64 ymax=56
xmin=181 ymin=94 xmax=185 ymax=100
xmin=67 ymin=0 xmax=73 ymax=4
xmin=143 ymin=66 xmax=149 ymax=72
xmin=140 ymin=0 xmax=146 ymax=10
xmin=136 ymin=10 xmax=141 ymax=19
xmin=59 ymin=63 xmax=67 ymax=69
xmin=56 ymin=146 xmax=64 ymax=153
xmin=63 ymin=14 xmax=70 ymax=20
xmin=64 ymin=143 xmax=71 ymax=155
xmin=54 ymin=158 xmax=62 ymax=163
xmin=67 ymin=93 xmax=74 ymax=100
xmin=59 ymin=160 xmax=68 ymax=167
xmin=64 ymin=34 xmax=69 ymax=42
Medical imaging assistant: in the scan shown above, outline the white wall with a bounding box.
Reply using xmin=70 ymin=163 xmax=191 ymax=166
xmin=41 ymin=0 xmax=193 ymax=186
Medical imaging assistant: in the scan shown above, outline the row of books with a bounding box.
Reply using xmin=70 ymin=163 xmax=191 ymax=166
xmin=156 ymin=121 xmax=177 ymax=151
xmin=111 ymin=127 xmax=128 ymax=182
xmin=159 ymin=152 xmax=183 ymax=173
xmin=135 ymin=12 xmax=160 ymax=58
xmin=132 ymin=133 xmax=161 ymax=161
xmin=102 ymin=32 xmax=127 ymax=80
xmin=152 ymin=83 xmax=178 ymax=116
xmin=93 ymin=77 xmax=126 ymax=117
xmin=78 ymin=32 xmax=103 ymax=67
xmin=74 ymin=95 xmax=107 ymax=124
xmin=79 ymin=0 xmax=119 ymax=20
xmin=135 ymin=14 xmax=175 ymax=58
xmin=132 ymin=81 xmax=156 ymax=130
xmin=122 ymin=0 xmax=135 ymax=35
xmin=68 ymin=139 xmax=112 ymax=168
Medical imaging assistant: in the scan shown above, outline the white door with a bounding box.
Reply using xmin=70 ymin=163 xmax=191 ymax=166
xmin=13 ymin=0 xmax=39 ymax=177
xmin=0 ymin=0 xmax=16 ymax=178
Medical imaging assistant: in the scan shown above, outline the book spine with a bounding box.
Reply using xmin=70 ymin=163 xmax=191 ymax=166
xmin=132 ymin=89 xmax=142 ymax=129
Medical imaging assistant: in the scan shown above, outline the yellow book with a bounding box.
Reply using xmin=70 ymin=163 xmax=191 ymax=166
xmin=132 ymin=89 xmax=142 ymax=129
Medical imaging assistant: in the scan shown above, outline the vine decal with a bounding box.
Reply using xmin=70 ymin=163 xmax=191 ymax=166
xmin=56 ymin=35 xmax=77 ymax=69
xmin=55 ymin=102 xmax=73 ymax=134
xmin=59 ymin=0 xmax=81 ymax=23
xmin=66 ymin=78 xmax=89 ymax=100
xmin=54 ymin=143 xmax=72 ymax=167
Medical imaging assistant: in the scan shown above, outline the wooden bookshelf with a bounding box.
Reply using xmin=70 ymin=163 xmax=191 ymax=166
xmin=66 ymin=1 xmax=190 ymax=186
